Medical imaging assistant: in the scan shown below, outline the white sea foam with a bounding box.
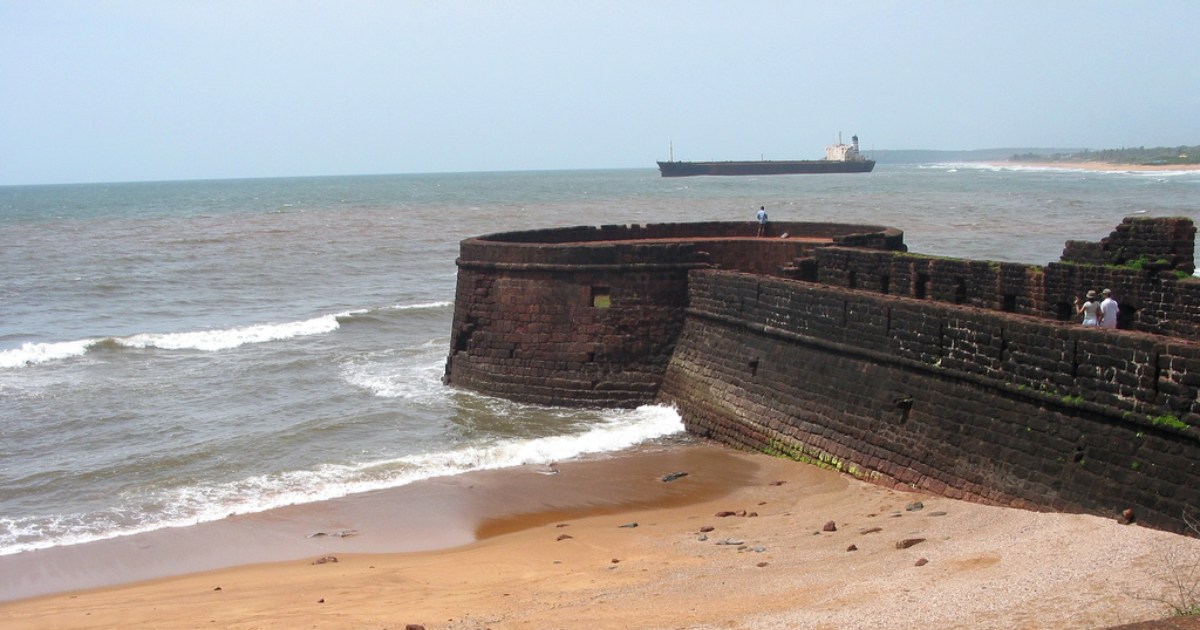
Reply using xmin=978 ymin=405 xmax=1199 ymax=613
xmin=389 ymin=300 xmax=452 ymax=311
xmin=118 ymin=313 xmax=350 ymax=352
xmin=341 ymin=339 xmax=447 ymax=401
xmin=0 ymin=339 xmax=97 ymax=368
xmin=1 ymin=312 xmax=359 ymax=367
xmin=0 ymin=404 xmax=684 ymax=555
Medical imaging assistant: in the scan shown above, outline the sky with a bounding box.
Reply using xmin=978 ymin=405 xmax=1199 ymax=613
xmin=2 ymin=1 xmax=1198 ymax=185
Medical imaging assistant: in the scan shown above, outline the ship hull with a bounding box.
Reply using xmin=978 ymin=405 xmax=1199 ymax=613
xmin=656 ymin=159 xmax=875 ymax=177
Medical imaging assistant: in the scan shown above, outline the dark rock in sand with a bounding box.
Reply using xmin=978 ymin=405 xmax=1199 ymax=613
xmin=619 ymin=522 xmax=638 ymax=528
xmin=556 ymin=534 xmax=573 ymax=541
xmin=860 ymin=527 xmax=883 ymax=535
xmin=307 ymin=529 xmax=357 ymax=539
xmin=823 ymin=520 xmax=837 ymax=532
xmin=914 ymin=558 xmax=929 ymax=566
xmin=312 ymin=555 xmax=338 ymax=565
xmin=661 ymin=471 xmax=688 ymax=482
xmin=699 ymin=526 xmax=715 ymax=533
xmin=906 ymin=501 xmax=925 ymax=512
xmin=847 ymin=544 xmax=858 ymax=552
xmin=895 ymin=538 xmax=926 ymax=549
xmin=716 ymin=511 xmax=736 ymax=517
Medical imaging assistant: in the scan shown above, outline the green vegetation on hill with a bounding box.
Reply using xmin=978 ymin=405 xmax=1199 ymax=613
xmin=1010 ymin=145 xmax=1200 ymax=166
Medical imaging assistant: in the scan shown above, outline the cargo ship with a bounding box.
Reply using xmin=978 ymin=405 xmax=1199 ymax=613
xmin=656 ymin=134 xmax=875 ymax=177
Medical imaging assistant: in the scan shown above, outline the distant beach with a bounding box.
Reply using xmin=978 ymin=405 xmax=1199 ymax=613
xmin=983 ymin=160 xmax=1200 ymax=173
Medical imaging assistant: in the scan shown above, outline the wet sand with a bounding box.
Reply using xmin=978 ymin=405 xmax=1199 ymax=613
xmin=4 ymin=443 xmax=1200 ymax=629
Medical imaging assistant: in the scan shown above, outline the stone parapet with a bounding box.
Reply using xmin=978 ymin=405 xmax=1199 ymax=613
xmin=659 ymin=270 xmax=1200 ymax=532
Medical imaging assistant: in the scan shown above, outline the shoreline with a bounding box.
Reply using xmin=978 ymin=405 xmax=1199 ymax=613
xmin=0 ymin=441 xmax=747 ymax=602
xmin=977 ymin=160 xmax=1200 ymax=173
xmin=5 ymin=443 xmax=1200 ymax=629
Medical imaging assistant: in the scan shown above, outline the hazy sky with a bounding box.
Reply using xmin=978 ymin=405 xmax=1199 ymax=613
xmin=3 ymin=1 xmax=1198 ymax=185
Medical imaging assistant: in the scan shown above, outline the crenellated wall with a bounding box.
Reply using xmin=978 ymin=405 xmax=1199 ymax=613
xmin=445 ymin=217 xmax=1200 ymax=532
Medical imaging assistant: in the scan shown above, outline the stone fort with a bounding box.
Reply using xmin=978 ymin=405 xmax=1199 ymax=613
xmin=444 ymin=216 xmax=1200 ymax=532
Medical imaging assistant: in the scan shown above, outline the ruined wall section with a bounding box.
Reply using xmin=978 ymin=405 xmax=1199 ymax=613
xmin=1061 ymin=216 xmax=1196 ymax=273
xmin=813 ymin=217 xmax=1200 ymax=338
xmin=658 ymin=270 xmax=1200 ymax=532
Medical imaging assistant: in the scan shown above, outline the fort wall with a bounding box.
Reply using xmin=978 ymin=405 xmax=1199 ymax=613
xmin=445 ymin=216 xmax=1200 ymax=531
xmin=445 ymin=222 xmax=900 ymax=407
xmin=657 ymin=269 xmax=1200 ymax=531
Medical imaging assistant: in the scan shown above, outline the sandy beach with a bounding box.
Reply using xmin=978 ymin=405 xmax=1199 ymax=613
xmin=984 ymin=161 xmax=1200 ymax=173
xmin=4 ymin=443 xmax=1200 ymax=629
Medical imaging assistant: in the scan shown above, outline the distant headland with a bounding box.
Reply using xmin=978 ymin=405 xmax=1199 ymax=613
xmin=1008 ymin=144 xmax=1199 ymax=168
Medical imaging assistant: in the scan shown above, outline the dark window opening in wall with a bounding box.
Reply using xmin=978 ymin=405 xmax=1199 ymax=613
xmin=915 ymin=274 xmax=929 ymax=299
xmin=1002 ymin=294 xmax=1017 ymax=312
xmin=591 ymin=286 xmax=611 ymax=308
xmin=848 ymin=270 xmax=858 ymax=289
xmin=954 ymin=278 xmax=967 ymax=304
xmin=1118 ymin=304 xmax=1136 ymax=330
xmin=748 ymin=358 xmax=760 ymax=376
xmin=880 ymin=274 xmax=890 ymax=295
xmin=1056 ymin=302 xmax=1073 ymax=321
xmin=587 ymin=351 xmax=596 ymax=362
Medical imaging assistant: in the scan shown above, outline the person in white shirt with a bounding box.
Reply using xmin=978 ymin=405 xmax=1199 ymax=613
xmin=1100 ymin=288 xmax=1119 ymax=329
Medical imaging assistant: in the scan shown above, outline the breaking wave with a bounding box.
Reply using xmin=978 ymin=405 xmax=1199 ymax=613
xmin=0 ymin=301 xmax=452 ymax=368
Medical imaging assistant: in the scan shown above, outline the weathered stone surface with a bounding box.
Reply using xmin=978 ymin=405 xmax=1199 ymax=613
xmin=446 ymin=219 xmax=1200 ymax=534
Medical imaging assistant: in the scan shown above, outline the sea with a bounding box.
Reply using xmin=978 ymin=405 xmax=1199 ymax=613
xmin=2 ymin=163 xmax=1198 ymax=565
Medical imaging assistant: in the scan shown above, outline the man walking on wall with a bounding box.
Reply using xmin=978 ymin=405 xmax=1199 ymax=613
xmin=1100 ymin=288 xmax=1119 ymax=329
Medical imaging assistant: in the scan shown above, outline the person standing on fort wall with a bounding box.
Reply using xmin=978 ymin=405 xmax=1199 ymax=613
xmin=1100 ymin=288 xmax=1119 ymax=329
xmin=756 ymin=206 xmax=768 ymax=237
xmin=1075 ymin=290 xmax=1101 ymax=326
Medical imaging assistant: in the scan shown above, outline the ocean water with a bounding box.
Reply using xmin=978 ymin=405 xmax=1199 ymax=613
xmin=2 ymin=164 xmax=1198 ymax=559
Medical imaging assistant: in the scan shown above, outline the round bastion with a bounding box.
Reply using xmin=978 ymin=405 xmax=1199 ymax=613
xmin=443 ymin=221 xmax=905 ymax=407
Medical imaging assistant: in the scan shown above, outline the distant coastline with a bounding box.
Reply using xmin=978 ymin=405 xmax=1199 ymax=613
xmin=980 ymin=160 xmax=1200 ymax=172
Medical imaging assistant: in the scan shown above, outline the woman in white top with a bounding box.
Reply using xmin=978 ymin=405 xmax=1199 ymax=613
xmin=1074 ymin=290 xmax=1101 ymax=326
